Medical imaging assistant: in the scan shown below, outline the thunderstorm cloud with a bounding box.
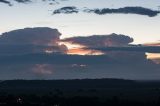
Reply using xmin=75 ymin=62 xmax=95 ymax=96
xmin=0 ymin=27 xmax=160 ymax=80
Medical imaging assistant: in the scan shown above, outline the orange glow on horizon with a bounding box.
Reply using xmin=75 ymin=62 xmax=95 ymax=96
xmin=144 ymin=42 xmax=160 ymax=63
xmin=59 ymin=41 xmax=85 ymax=49
xmin=59 ymin=41 xmax=104 ymax=55
xmin=146 ymin=53 xmax=160 ymax=59
xmin=143 ymin=42 xmax=160 ymax=46
xmin=67 ymin=48 xmax=104 ymax=55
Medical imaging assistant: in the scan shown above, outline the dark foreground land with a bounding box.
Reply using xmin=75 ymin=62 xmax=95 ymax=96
xmin=1 ymin=79 xmax=160 ymax=106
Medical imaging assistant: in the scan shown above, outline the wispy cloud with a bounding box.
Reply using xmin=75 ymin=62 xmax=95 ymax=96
xmin=53 ymin=6 xmax=79 ymax=14
xmin=53 ymin=6 xmax=160 ymax=17
xmin=1 ymin=1 xmax=159 ymax=17
xmin=14 ymin=0 xmax=31 ymax=3
xmin=0 ymin=0 xmax=11 ymax=6
xmin=84 ymin=7 xmax=160 ymax=17
xmin=0 ymin=0 xmax=67 ymax=6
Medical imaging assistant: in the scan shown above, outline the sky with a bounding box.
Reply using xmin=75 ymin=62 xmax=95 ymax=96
xmin=0 ymin=0 xmax=160 ymax=44
xmin=0 ymin=0 xmax=160 ymax=80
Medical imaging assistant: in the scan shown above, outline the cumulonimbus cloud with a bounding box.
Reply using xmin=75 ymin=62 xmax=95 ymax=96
xmin=62 ymin=34 xmax=160 ymax=53
xmin=61 ymin=34 xmax=160 ymax=63
xmin=0 ymin=27 xmax=68 ymax=55
xmin=0 ymin=27 xmax=61 ymax=45
xmin=0 ymin=28 xmax=160 ymax=80
xmin=61 ymin=33 xmax=134 ymax=47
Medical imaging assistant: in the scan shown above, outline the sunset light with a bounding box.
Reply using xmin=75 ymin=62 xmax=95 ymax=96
xmin=1 ymin=0 xmax=160 ymax=105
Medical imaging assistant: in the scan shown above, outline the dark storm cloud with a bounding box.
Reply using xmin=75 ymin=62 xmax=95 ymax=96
xmin=0 ymin=27 xmax=61 ymax=45
xmin=0 ymin=45 xmax=68 ymax=55
xmin=0 ymin=32 xmax=149 ymax=64
xmin=53 ymin=6 xmax=79 ymax=14
xmin=61 ymin=33 xmax=134 ymax=47
xmin=0 ymin=28 xmax=160 ymax=80
xmin=62 ymin=33 xmax=160 ymax=64
xmin=84 ymin=6 xmax=160 ymax=17
xmin=0 ymin=54 xmax=115 ymax=65
xmin=0 ymin=27 xmax=68 ymax=55
xmin=0 ymin=53 xmax=159 ymax=80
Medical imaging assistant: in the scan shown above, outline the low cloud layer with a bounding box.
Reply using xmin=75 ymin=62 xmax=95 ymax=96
xmin=0 ymin=54 xmax=159 ymax=80
xmin=88 ymin=46 xmax=160 ymax=53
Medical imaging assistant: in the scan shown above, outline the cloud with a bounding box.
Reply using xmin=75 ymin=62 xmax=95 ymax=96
xmin=0 ymin=54 xmax=159 ymax=80
xmin=0 ymin=28 xmax=160 ymax=80
xmin=1 ymin=1 xmax=159 ymax=17
xmin=0 ymin=27 xmax=68 ymax=55
xmin=151 ymin=58 xmax=160 ymax=64
xmin=84 ymin=6 xmax=160 ymax=17
xmin=53 ymin=6 xmax=79 ymax=14
xmin=0 ymin=0 xmax=66 ymax=6
xmin=61 ymin=33 xmax=134 ymax=47
xmin=88 ymin=46 xmax=160 ymax=53
xmin=0 ymin=45 xmax=68 ymax=55
xmin=32 ymin=64 xmax=53 ymax=75
xmin=53 ymin=6 xmax=160 ymax=17
xmin=0 ymin=0 xmax=31 ymax=5
xmin=0 ymin=27 xmax=61 ymax=45
xmin=61 ymin=34 xmax=160 ymax=64
xmin=0 ymin=54 xmax=115 ymax=65
xmin=0 ymin=0 xmax=11 ymax=6
xmin=14 ymin=0 xmax=31 ymax=3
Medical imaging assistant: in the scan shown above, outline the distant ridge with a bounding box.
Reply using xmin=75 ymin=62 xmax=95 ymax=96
xmin=0 ymin=78 xmax=134 ymax=90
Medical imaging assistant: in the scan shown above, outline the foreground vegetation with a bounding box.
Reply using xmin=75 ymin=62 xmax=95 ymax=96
xmin=0 ymin=79 xmax=160 ymax=106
